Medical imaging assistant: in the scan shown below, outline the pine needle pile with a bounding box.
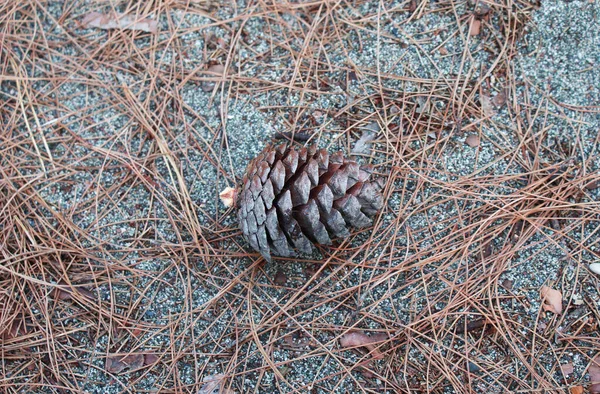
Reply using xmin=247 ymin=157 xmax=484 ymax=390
xmin=1 ymin=1 xmax=600 ymax=393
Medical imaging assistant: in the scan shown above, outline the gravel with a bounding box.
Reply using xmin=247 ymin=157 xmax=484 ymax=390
xmin=2 ymin=0 xmax=599 ymax=392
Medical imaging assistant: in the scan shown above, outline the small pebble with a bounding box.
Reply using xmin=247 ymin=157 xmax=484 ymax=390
xmin=589 ymin=263 xmax=600 ymax=276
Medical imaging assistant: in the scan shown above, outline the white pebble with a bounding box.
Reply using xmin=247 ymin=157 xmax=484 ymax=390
xmin=589 ymin=263 xmax=600 ymax=275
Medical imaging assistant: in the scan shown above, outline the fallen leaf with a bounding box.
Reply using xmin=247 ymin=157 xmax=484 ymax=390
xmin=274 ymin=270 xmax=287 ymax=286
xmin=590 ymin=356 xmax=600 ymax=393
xmin=55 ymin=281 xmax=95 ymax=301
xmin=570 ymin=386 xmax=584 ymax=394
xmin=502 ymin=279 xmax=513 ymax=290
xmin=352 ymin=130 xmax=377 ymax=154
xmin=469 ymin=17 xmax=481 ymax=36
xmin=465 ymin=134 xmax=480 ymax=147
xmin=105 ymin=356 xmax=126 ymax=374
xmin=207 ymin=64 xmax=226 ymax=75
xmin=122 ymin=354 xmax=144 ymax=370
xmin=480 ymin=94 xmax=495 ymax=117
xmin=540 ymin=286 xmax=563 ymax=314
xmin=130 ymin=326 xmax=143 ymax=337
xmin=304 ymin=264 xmax=320 ymax=278
xmin=2 ymin=316 xmax=26 ymax=339
xmin=474 ymin=3 xmax=492 ymax=18
xmin=144 ymin=354 xmax=159 ymax=365
xmin=492 ymin=89 xmax=507 ymax=108
xmin=585 ymin=180 xmax=599 ymax=190
xmin=105 ymin=353 xmax=145 ymax=374
xmin=199 ymin=374 xmax=236 ymax=394
xmin=561 ymin=363 xmax=574 ymax=376
xmin=537 ymin=321 xmax=547 ymax=333
xmin=340 ymin=331 xmax=387 ymax=360
xmin=219 ymin=187 xmax=238 ymax=208
xmin=82 ymin=12 xmax=157 ymax=33
xmin=465 ymin=318 xmax=488 ymax=332
xmin=407 ymin=0 xmax=417 ymax=13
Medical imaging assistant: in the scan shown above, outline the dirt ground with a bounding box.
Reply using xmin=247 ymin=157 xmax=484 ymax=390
xmin=1 ymin=1 xmax=600 ymax=393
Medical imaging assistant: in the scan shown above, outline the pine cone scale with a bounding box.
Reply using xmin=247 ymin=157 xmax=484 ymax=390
xmin=321 ymin=207 xmax=349 ymax=238
xmin=261 ymin=180 xmax=275 ymax=210
xmin=270 ymin=161 xmax=285 ymax=193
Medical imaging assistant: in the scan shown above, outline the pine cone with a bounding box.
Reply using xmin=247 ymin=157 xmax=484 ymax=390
xmin=237 ymin=143 xmax=383 ymax=261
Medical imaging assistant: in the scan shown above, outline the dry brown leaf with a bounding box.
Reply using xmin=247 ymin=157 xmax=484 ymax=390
xmin=585 ymin=180 xmax=600 ymax=191
xmin=570 ymin=386 xmax=584 ymax=394
xmin=82 ymin=12 xmax=157 ymax=33
xmin=474 ymin=3 xmax=492 ymax=18
xmin=492 ymin=89 xmax=507 ymax=108
xmin=144 ymin=353 xmax=159 ymax=365
xmin=199 ymin=373 xmax=236 ymax=394
xmin=105 ymin=356 xmax=126 ymax=374
xmin=407 ymin=0 xmax=417 ymax=13
xmin=282 ymin=333 xmax=296 ymax=347
xmin=55 ymin=281 xmax=95 ymax=301
xmin=274 ymin=270 xmax=287 ymax=286
xmin=469 ymin=17 xmax=481 ymax=36
xmin=465 ymin=318 xmax=488 ymax=333
xmin=480 ymin=95 xmax=495 ymax=117
xmin=340 ymin=331 xmax=387 ymax=359
xmin=502 ymin=279 xmax=513 ymax=290
xmin=540 ymin=286 xmax=563 ymax=314
xmin=369 ymin=332 xmax=389 ymax=342
xmin=590 ymin=356 xmax=600 ymax=393
xmin=122 ymin=354 xmax=144 ymax=370
xmin=207 ymin=64 xmax=226 ymax=75
xmin=105 ymin=353 xmax=145 ymax=374
xmin=465 ymin=134 xmax=480 ymax=147
xmin=2 ymin=316 xmax=26 ymax=339
xmin=561 ymin=363 xmax=574 ymax=376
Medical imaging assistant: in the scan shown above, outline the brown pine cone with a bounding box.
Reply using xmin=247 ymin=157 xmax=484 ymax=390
xmin=237 ymin=143 xmax=383 ymax=261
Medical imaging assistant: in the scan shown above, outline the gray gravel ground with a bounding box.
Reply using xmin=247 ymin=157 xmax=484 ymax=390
xmin=2 ymin=0 xmax=600 ymax=393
